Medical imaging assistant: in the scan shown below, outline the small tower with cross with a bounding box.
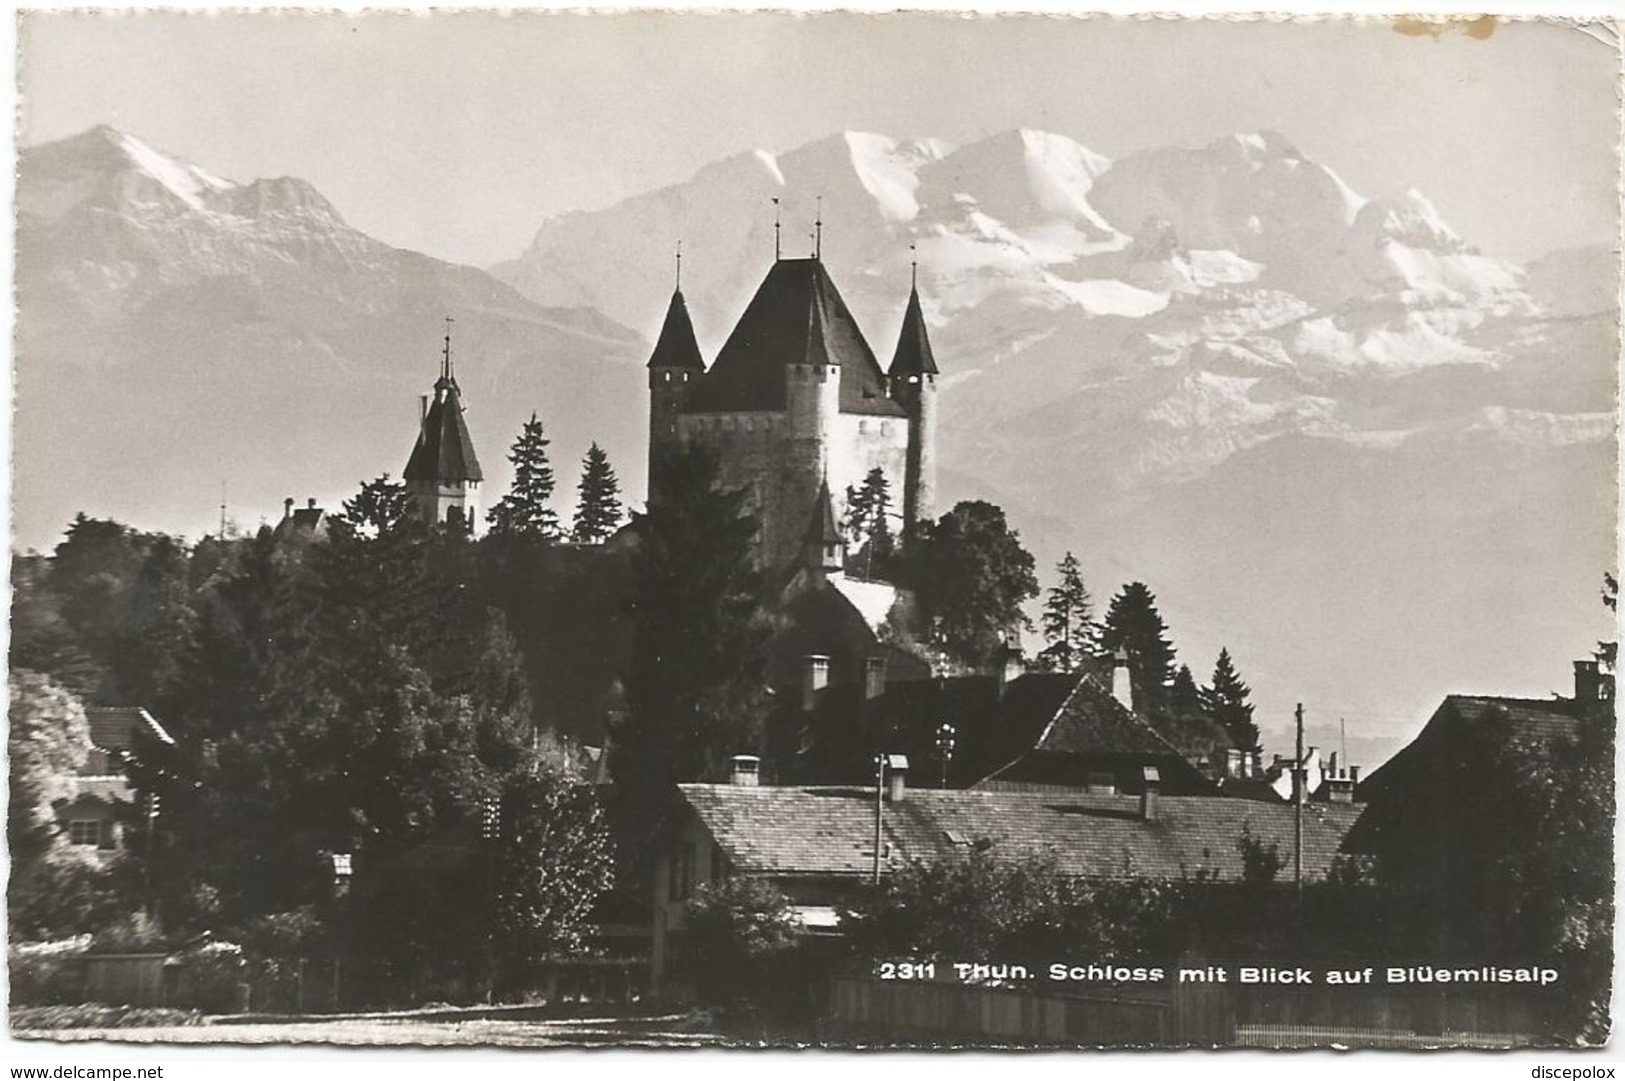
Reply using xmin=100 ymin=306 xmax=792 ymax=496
xmin=403 ymin=317 xmax=484 ymax=532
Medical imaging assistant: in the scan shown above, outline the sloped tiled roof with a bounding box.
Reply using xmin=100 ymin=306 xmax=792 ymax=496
xmin=404 ymin=378 xmax=483 ymax=483
xmin=85 ymin=707 xmax=173 ymax=753
xmin=646 ymin=289 xmax=706 ymax=372
xmin=71 ymin=775 xmax=134 ymax=805
xmin=1027 ymin=676 xmax=1190 ymax=758
xmin=679 ymin=784 xmax=1361 ymax=882
xmin=684 ymin=259 xmax=905 ymax=417
xmin=888 ymin=286 xmax=939 ymax=377
xmin=1357 ymin=694 xmax=1581 ymax=802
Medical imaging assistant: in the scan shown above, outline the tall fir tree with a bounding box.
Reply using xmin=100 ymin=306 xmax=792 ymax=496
xmin=845 ymin=468 xmax=895 ymax=579
xmin=1202 ymin=647 xmax=1261 ymax=751
xmin=487 ymin=413 xmax=561 ymax=539
xmin=1035 ymin=552 xmax=1099 ymax=673
xmin=1100 ymin=582 xmax=1177 ymax=718
xmin=570 ymin=442 xmax=625 ymax=544
xmin=610 ymin=443 xmax=771 ymax=879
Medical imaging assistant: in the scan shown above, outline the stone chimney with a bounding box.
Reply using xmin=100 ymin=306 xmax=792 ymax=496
xmin=729 ymin=755 xmax=760 ymax=787
xmin=1324 ymin=764 xmax=1355 ymax=803
xmin=884 ymin=754 xmax=909 ymax=802
xmin=307 ymin=497 xmax=318 ymax=511
xmin=800 ymin=654 xmax=830 ymax=712
xmin=283 ymin=497 xmax=294 ymax=520
xmin=1111 ymin=648 xmax=1134 ymax=712
xmin=1140 ymin=766 xmax=1161 ymax=821
xmin=996 ymin=642 xmax=1025 ymax=698
xmin=863 ymin=656 xmax=888 ymax=701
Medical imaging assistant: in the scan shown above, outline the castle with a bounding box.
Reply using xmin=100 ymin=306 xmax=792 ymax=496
xmin=646 ymin=254 xmax=939 ymax=569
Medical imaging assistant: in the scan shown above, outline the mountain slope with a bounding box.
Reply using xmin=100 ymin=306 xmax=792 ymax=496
xmin=492 ymin=127 xmax=1617 ymax=755
xmin=15 ymin=127 xmax=647 ymax=551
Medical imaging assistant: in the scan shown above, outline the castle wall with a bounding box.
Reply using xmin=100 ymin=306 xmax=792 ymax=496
xmin=677 ymin=407 xmax=909 ymax=569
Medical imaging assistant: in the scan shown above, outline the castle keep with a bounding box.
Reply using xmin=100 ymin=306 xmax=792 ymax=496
xmin=647 ymin=255 xmax=939 ymax=568
xmin=404 ymin=330 xmax=483 ymax=531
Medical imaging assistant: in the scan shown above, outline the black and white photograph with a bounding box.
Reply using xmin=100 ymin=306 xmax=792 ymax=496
xmin=5 ymin=6 xmax=1620 ymax=1059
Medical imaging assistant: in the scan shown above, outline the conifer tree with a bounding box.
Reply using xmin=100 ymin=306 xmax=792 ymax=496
xmin=1035 ymin=552 xmax=1099 ymax=672
xmin=1100 ymin=582 xmax=1177 ymax=717
xmin=846 ymin=468 xmax=895 ymax=578
xmin=1202 ymin=647 xmax=1260 ymax=751
xmin=569 ymin=442 xmax=625 ymax=544
xmin=611 ymin=444 xmax=770 ymax=879
xmin=487 ymin=413 xmax=560 ymax=539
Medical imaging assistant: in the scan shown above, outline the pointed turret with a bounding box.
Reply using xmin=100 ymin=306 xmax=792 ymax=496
xmin=888 ymin=284 xmax=939 ymax=379
xmin=405 ymin=321 xmax=483 ymax=532
xmin=803 ymin=480 xmax=845 ymax=573
xmin=646 ymin=288 xmax=706 ymax=374
xmin=888 ymin=279 xmax=939 ymax=540
xmin=647 ymin=283 xmax=705 ymax=506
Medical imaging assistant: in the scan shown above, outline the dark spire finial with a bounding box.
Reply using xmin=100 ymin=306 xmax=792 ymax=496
xmin=675 ymin=239 xmax=682 ymax=291
xmin=772 ymin=197 xmax=781 ymax=262
xmin=910 ymin=243 xmax=918 ymax=290
xmin=442 ymin=315 xmax=456 ymax=382
xmin=815 ymin=195 xmax=823 ymax=260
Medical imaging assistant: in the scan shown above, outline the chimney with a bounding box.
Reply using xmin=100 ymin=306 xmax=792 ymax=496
xmin=1111 ymin=648 xmax=1134 ymax=712
xmin=884 ymin=754 xmax=909 ymax=802
xmin=800 ymin=655 xmax=830 ymax=712
xmin=997 ymin=642 xmax=1024 ymax=698
xmin=1140 ymin=766 xmax=1161 ymax=821
xmin=1245 ymin=750 xmax=1261 ymax=779
xmin=420 ymin=394 xmax=429 ymax=423
xmin=307 ymin=497 xmax=317 ymax=511
xmin=863 ymin=656 xmax=888 ymax=701
xmin=282 ymin=497 xmax=294 ymax=520
xmin=1225 ymin=747 xmax=1243 ymax=779
xmin=729 ymin=755 xmax=760 ymax=787
xmin=1349 ymin=765 xmax=1360 ymax=785
xmin=1326 ymin=772 xmax=1355 ymax=803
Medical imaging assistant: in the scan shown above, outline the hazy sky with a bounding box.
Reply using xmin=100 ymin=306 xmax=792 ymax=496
xmin=17 ymin=11 xmax=1621 ymax=268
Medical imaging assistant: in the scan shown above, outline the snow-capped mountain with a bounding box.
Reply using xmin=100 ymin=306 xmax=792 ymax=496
xmin=492 ymin=127 xmax=1616 ymax=755
xmin=15 ymin=126 xmax=646 ymax=554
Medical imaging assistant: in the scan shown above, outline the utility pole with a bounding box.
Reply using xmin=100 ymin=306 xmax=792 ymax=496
xmin=1294 ymin=702 xmax=1305 ymax=898
xmin=873 ymin=753 xmax=885 ymax=885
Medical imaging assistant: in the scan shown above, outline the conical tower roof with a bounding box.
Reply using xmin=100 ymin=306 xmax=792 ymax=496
xmin=646 ymin=289 xmax=706 ymax=372
xmin=685 ymin=258 xmax=904 ymax=417
xmin=803 ymin=480 xmax=844 ymax=546
xmin=888 ymin=285 xmax=939 ymax=377
xmin=405 ymin=377 xmax=483 ymax=483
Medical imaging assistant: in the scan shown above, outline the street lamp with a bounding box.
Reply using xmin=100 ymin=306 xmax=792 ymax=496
xmin=935 ymin=723 xmax=957 ymax=789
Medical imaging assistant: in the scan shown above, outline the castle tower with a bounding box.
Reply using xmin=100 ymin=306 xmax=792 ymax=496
xmin=404 ymin=323 xmax=483 ymax=532
xmin=784 ymin=274 xmax=843 ymax=560
xmin=803 ymin=479 xmax=845 ymax=574
xmin=888 ymin=277 xmax=940 ymax=539
xmin=645 ymin=285 xmax=705 ymax=506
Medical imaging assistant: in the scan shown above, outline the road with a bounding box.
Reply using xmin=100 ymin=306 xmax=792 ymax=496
xmin=14 ymin=1014 xmax=762 ymax=1048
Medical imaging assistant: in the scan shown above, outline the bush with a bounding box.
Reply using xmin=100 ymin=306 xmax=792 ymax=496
xmin=681 ymin=877 xmax=804 ymax=1009
xmin=8 ymin=940 xmax=88 ymax=1005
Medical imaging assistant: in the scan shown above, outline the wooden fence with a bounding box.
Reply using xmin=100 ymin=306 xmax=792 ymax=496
xmin=827 ymin=976 xmax=1555 ymax=1047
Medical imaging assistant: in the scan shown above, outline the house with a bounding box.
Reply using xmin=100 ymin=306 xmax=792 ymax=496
xmin=271 ymin=496 xmax=329 ymax=546
xmin=57 ymin=706 xmax=174 ymax=853
xmin=1345 ymin=659 xmax=1612 ymax=902
xmin=650 ymin=759 xmax=1363 ymax=991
